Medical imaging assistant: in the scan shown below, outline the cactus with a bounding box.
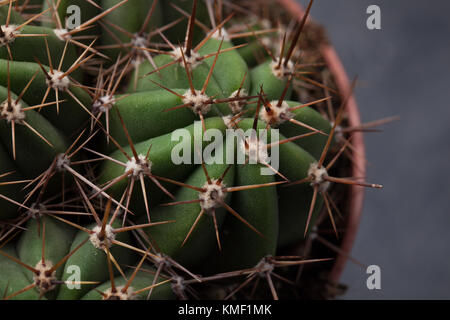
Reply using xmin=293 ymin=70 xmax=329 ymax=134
xmin=0 ymin=0 xmax=384 ymax=300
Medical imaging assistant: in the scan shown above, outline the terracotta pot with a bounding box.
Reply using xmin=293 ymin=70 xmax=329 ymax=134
xmin=278 ymin=0 xmax=366 ymax=286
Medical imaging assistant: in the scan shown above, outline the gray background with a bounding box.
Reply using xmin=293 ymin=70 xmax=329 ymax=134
xmin=296 ymin=0 xmax=450 ymax=299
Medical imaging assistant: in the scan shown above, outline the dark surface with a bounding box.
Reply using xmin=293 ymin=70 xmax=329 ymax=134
xmin=296 ymin=0 xmax=450 ymax=299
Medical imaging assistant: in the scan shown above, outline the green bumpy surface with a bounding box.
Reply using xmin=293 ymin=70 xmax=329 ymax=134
xmin=0 ymin=0 xmax=333 ymax=300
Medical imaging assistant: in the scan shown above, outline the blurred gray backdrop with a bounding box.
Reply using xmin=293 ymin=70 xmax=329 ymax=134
xmin=295 ymin=0 xmax=450 ymax=299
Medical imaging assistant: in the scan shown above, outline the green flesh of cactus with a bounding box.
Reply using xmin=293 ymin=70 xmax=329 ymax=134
xmin=0 ymin=0 xmax=350 ymax=300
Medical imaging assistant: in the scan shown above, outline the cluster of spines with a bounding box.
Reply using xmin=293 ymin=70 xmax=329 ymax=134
xmin=0 ymin=0 xmax=395 ymax=300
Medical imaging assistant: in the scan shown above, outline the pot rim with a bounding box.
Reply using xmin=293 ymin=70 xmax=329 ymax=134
xmin=277 ymin=0 xmax=366 ymax=285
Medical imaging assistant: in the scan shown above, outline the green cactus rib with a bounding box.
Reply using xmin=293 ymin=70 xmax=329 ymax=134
xmin=0 ymin=0 xmax=378 ymax=300
xmin=0 ymin=59 xmax=91 ymax=135
xmin=0 ymin=25 xmax=84 ymax=81
xmin=0 ymin=85 xmax=68 ymax=178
